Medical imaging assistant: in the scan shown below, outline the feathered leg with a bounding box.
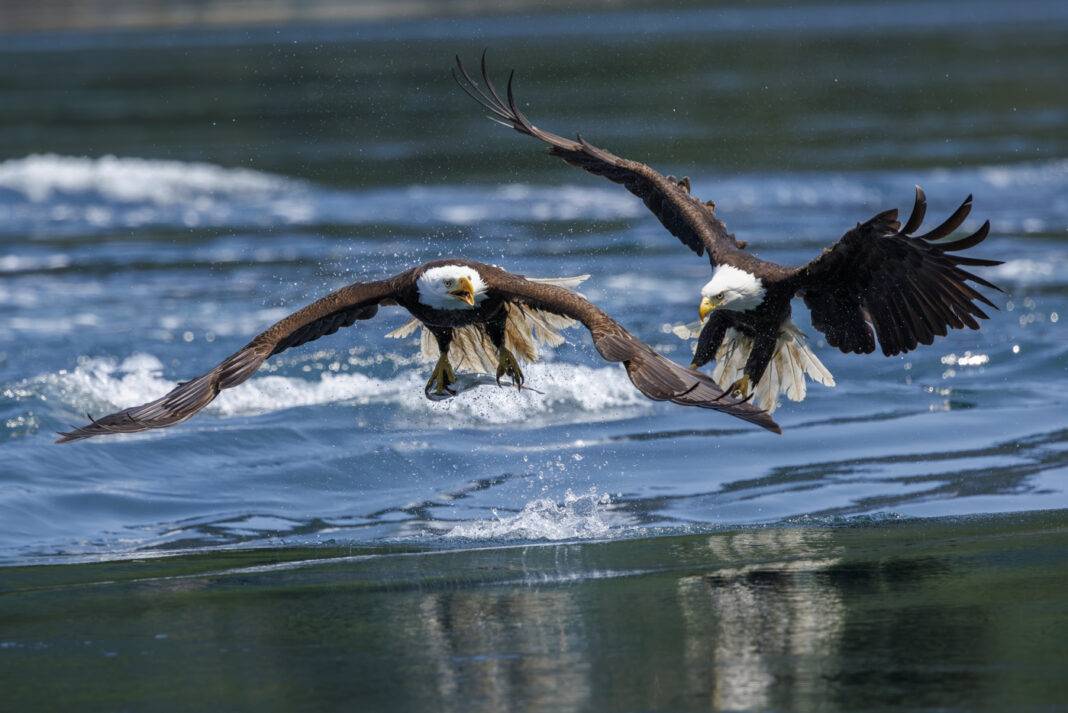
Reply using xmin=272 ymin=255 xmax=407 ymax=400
xmin=691 ymin=312 xmax=730 ymax=369
xmin=486 ymin=308 xmax=523 ymax=389
xmin=722 ymin=332 xmax=776 ymax=398
xmin=426 ymin=327 xmax=457 ymax=395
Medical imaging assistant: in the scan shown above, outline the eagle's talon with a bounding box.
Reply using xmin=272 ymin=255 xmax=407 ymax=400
xmin=426 ymin=353 xmax=457 ymax=395
xmin=496 ymin=347 xmax=524 ymax=391
xmin=723 ymin=375 xmax=751 ymax=399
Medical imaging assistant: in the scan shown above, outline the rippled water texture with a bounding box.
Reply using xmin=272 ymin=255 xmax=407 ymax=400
xmin=3 ymin=513 xmax=1067 ymax=712
xmin=2 ymin=1 xmax=1068 ymax=564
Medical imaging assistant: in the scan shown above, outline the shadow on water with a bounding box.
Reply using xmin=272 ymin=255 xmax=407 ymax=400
xmin=1 ymin=511 xmax=1066 ymax=712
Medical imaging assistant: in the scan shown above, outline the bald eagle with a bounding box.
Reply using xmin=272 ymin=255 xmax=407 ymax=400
xmin=56 ymin=259 xmax=778 ymax=442
xmin=455 ymin=55 xmax=1003 ymax=413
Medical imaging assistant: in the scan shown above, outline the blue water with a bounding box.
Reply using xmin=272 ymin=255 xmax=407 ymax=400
xmin=2 ymin=2 xmax=1067 ymax=565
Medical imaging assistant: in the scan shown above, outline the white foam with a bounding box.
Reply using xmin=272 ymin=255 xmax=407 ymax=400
xmin=445 ymin=489 xmax=624 ymax=541
xmin=426 ymin=183 xmax=643 ymax=225
xmin=725 ymin=174 xmax=882 ymax=211
xmin=0 ymin=154 xmax=291 ymax=205
xmin=0 ymin=154 xmax=315 ymax=234
xmin=21 ymin=354 xmax=649 ymax=427
xmin=978 ymin=159 xmax=1068 ymax=190
xmin=4 ymin=154 xmax=1065 ymax=239
xmin=0 ymin=156 xmax=652 ymax=235
xmin=991 ymin=258 xmax=1062 ymax=283
xmin=2 ymin=312 xmax=99 ymax=335
xmin=0 ymin=254 xmax=71 ymax=272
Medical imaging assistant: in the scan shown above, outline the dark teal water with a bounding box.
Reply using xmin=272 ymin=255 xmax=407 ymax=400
xmin=3 ymin=512 xmax=1067 ymax=712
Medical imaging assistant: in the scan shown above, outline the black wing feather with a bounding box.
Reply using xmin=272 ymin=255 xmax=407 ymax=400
xmin=796 ymin=187 xmax=1002 ymax=357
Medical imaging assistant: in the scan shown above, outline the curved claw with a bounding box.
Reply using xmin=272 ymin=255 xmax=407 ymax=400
xmin=426 ymin=354 xmax=457 ymax=396
xmin=495 ymin=347 xmax=524 ymax=391
xmin=721 ymin=376 xmax=752 ymax=400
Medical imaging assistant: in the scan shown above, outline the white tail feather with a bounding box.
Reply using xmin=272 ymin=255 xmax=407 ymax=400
xmin=709 ymin=320 xmax=834 ymax=413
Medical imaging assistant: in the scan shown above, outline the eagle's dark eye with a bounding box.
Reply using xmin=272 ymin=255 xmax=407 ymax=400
xmin=717 ymin=292 xmax=726 ymax=300
xmin=444 ymin=278 xmax=455 ymax=287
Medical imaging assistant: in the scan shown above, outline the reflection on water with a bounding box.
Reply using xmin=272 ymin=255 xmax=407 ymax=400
xmin=3 ymin=513 xmax=1065 ymax=711
xmin=679 ymin=530 xmax=843 ymax=711
xmin=415 ymin=589 xmax=590 ymax=711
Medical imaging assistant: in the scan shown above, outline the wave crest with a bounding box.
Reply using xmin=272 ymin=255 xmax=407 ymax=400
xmin=15 ymin=354 xmax=649 ymax=431
xmin=0 ymin=154 xmax=314 ymax=234
xmin=3 ymin=154 xmax=1065 ymax=238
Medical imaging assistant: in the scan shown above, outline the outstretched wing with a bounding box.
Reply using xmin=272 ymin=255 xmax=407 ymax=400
xmin=56 ymin=277 xmax=404 ymax=442
xmin=454 ymin=53 xmax=746 ymax=266
xmin=793 ymin=187 xmax=1002 ymax=357
xmin=479 ymin=265 xmax=780 ymax=433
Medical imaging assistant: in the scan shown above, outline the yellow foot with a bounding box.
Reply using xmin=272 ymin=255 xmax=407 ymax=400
xmin=426 ymin=354 xmax=457 ymax=395
xmin=495 ymin=347 xmax=524 ymax=390
xmin=723 ymin=375 xmax=751 ymax=399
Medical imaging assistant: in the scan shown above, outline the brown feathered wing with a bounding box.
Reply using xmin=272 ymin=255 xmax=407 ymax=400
xmin=55 ymin=277 xmax=403 ymax=442
xmin=454 ymin=53 xmax=746 ymax=266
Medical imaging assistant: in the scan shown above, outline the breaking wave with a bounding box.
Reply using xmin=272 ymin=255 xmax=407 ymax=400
xmin=2 ymin=154 xmax=1065 ymax=238
xmin=0 ymin=154 xmax=642 ymax=237
xmin=0 ymin=154 xmax=316 ymax=234
xmin=12 ymin=353 xmax=649 ymax=430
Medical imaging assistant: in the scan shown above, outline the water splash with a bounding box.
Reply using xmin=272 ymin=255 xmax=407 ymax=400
xmin=446 ymin=489 xmax=621 ymax=541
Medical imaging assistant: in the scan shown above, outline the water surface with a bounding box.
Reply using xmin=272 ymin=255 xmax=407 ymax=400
xmin=3 ymin=512 xmax=1067 ymax=712
xmin=3 ymin=2 xmax=1066 ymax=563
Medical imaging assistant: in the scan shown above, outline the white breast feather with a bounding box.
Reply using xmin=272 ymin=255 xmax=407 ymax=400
xmin=386 ymin=303 xmax=579 ymax=371
xmin=709 ymin=320 xmax=835 ymax=413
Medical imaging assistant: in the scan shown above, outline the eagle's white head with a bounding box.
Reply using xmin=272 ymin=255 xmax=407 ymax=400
xmin=417 ymin=264 xmax=488 ymax=310
xmin=699 ymin=264 xmax=765 ymax=318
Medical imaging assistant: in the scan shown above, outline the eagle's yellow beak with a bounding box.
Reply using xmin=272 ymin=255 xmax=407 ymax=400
xmin=449 ymin=275 xmax=476 ymax=306
xmin=699 ymin=295 xmax=718 ymax=320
